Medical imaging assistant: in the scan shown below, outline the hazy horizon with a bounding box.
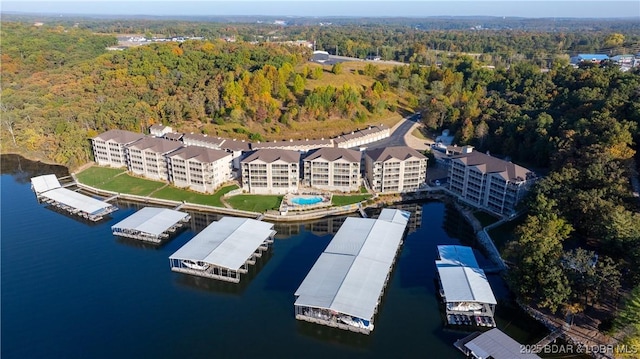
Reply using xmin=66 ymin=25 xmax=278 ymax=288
xmin=2 ymin=1 xmax=640 ymax=19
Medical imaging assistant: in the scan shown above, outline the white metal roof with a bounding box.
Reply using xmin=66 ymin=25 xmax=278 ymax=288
xmin=111 ymin=207 xmax=189 ymax=237
xmin=436 ymin=263 xmax=497 ymax=304
xmin=437 ymin=245 xmax=479 ymax=268
xmin=169 ymin=217 xmax=275 ymax=270
xmin=377 ymin=208 xmax=411 ymax=226
xmin=465 ymin=328 xmax=541 ymax=359
xmin=31 ymin=174 xmax=61 ymax=194
xmin=294 ymin=209 xmax=410 ymax=321
xmin=40 ymin=188 xmax=115 ymax=216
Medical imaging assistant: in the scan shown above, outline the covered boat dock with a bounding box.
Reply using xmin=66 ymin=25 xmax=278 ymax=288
xmin=169 ymin=217 xmax=276 ymax=283
xmin=112 ymin=207 xmax=191 ymax=243
xmin=294 ymin=208 xmax=410 ymax=334
xmin=436 ymin=245 xmax=497 ymax=327
xmin=454 ymin=328 xmax=541 ymax=358
xmin=31 ymin=174 xmax=118 ymax=221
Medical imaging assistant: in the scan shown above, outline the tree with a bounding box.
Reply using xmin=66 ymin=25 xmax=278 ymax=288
xmin=331 ymin=62 xmax=343 ymax=75
xmin=292 ymin=74 xmax=305 ymax=95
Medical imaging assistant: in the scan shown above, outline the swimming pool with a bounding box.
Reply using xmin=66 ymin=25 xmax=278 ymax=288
xmin=291 ymin=196 xmax=323 ymax=205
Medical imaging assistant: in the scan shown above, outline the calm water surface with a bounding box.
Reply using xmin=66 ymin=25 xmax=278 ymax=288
xmin=1 ymin=155 xmax=545 ymax=358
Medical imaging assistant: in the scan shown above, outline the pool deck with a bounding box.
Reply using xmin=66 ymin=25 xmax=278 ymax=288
xmin=280 ymin=193 xmax=333 ymax=213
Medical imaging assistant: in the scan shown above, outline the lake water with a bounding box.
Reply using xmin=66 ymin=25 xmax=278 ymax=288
xmin=1 ymin=155 xmax=547 ymax=358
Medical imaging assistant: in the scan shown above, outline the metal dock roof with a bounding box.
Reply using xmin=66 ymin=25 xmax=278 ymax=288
xmin=30 ymin=174 xmax=62 ymax=194
xmin=463 ymin=328 xmax=541 ymax=359
xmin=169 ymin=217 xmax=275 ymax=270
xmin=437 ymin=245 xmax=479 ymax=268
xmin=294 ymin=209 xmax=410 ymax=321
xmin=436 ymin=263 xmax=497 ymax=304
xmin=112 ymin=207 xmax=189 ymax=237
xmin=40 ymin=187 xmax=116 ymax=216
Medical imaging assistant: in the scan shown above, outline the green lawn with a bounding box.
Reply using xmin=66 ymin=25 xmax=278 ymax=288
xmin=151 ymin=184 xmax=238 ymax=207
xmin=75 ymin=166 xmax=125 ymax=186
xmin=227 ymin=195 xmax=283 ymax=212
xmin=412 ymin=127 xmax=428 ymax=140
xmin=76 ymin=166 xmax=165 ymax=196
xmin=331 ymin=194 xmax=372 ymax=206
xmin=473 ymin=211 xmax=500 ymax=227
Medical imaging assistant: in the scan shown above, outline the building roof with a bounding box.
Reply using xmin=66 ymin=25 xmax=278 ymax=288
xmin=168 ymin=146 xmax=231 ymax=163
xmin=112 ymin=207 xmax=189 ymax=237
xmin=251 ymin=138 xmax=333 ymax=150
xmin=220 ymin=138 xmax=251 ymax=152
xmin=241 ymin=148 xmax=300 ymax=164
xmin=451 ymin=150 xmax=533 ymax=182
xmin=303 ymin=147 xmax=362 ymax=163
xmin=437 ymin=245 xmax=479 ymax=268
xmin=163 ymin=132 xmax=184 ymax=141
xmin=294 ymin=209 xmax=410 ymax=321
xmin=577 ymin=54 xmax=609 ymax=60
xmin=366 ymin=146 xmax=426 ymax=162
xmin=31 ymin=174 xmax=62 ymax=194
xmin=464 ymin=328 xmax=541 ymax=359
xmin=182 ymin=133 xmax=227 ymax=148
xmin=93 ymin=129 xmax=145 ymax=144
xmin=40 ymin=187 xmax=116 ymax=216
xmin=436 ymin=263 xmax=497 ymax=304
xmin=169 ymin=217 xmax=275 ymax=270
xmin=126 ymin=137 xmax=183 ymax=154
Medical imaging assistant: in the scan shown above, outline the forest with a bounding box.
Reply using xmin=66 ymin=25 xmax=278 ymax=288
xmin=1 ymin=18 xmax=640 ymax=347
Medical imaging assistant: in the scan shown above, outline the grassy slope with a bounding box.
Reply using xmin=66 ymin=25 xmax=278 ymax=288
xmin=151 ymin=184 xmax=238 ymax=207
xmin=210 ymin=61 xmax=410 ymax=142
xmin=226 ymin=195 xmax=283 ymax=212
xmin=331 ymin=194 xmax=372 ymax=206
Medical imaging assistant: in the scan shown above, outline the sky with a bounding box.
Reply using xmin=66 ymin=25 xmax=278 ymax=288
xmin=2 ymin=0 xmax=639 ymax=18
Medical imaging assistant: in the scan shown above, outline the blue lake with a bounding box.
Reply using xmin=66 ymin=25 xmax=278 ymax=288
xmin=0 ymin=155 xmax=546 ymax=358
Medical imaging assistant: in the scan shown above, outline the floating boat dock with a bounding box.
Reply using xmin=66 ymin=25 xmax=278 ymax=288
xmin=168 ymin=217 xmax=276 ymax=283
xmin=436 ymin=245 xmax=497 ymax=328
xmin=293 ymin=208 xmax=410 ymax=334
xmin=111 ymin=207 xmax=191 ymax=243
xmin=454 ymin=328 xmax=541 ymax=359
xmin=31 ymin=174 xmax=118 ymax=222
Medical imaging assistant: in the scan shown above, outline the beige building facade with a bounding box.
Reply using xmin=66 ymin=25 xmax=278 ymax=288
xmin=167 ymin=146 xmax=232 ymax=193
xmin=365 ymin=146 xmax=427 ymax=193
xmin=303 ymin=148 xmax=362 ymax=192
xmin=241 ymin=149 xmax=301 ymax=194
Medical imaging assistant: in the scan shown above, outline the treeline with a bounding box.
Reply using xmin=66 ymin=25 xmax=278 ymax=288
xmin=0 ymin=23 xmax=402 ymax=167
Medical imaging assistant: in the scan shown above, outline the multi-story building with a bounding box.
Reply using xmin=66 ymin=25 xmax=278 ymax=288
xmin=149 ymin=124 xmax=173 ymax=137
xmin=125 ymin=137 xmax=183 ymax=181
xmin=303 ymin=147 xmax=362 ymax=192
xmin=92 ymin=130 xmax=145 ymax=168
xmin=167 ymin=146 xmax=232 ymax=193
xmin=448 ymin=146 xmax=535 ymax=215
xmin=241 ymin=149 xmax=300 ymax=194
xmin=364 ymin=146 xmax=427 ymax=193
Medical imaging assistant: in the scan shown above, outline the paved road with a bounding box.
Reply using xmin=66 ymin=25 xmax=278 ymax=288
xmin=366 ymin=114 xmax=423 ymax=150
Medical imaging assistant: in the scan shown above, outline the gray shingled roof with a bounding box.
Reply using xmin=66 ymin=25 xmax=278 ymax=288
xmin=168 ymin=146 xmax=231 ymax=163
xmin=220 ymin=139 xmax=251 ymax=152
xmin=366 ymin=146 xmax=426 ymax=162
xmin=94 ymin=129 xmax=145 ymax=144
xmin=182 ymin=133 xmax=226 ymax=147
xmin=127 ymin=137 xmax=183 ymax=154
xmin=251 ymin=138 xmax=333 ymax=149
xmin=304 ymin=147 xmax=362 ymax=163
xmin=241 ymin=148 xmax=300 ymax=164
xmin=451 ymin=151 xmax=532 ymax=182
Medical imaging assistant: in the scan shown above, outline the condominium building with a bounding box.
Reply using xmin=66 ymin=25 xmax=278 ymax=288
xmin=448 ymin=146 xmax=535 ymax=215
xmin=167 ymin=146 xmax=232 ymax=193
xmin=364 ymin=146 xmax=428 ymax=193
xmin=241 ymin=149 xmax=300 ymax=194
xmin=149 ymin=124 xmax=173 ymax=137
xmin=303 ymin=147 xmax=362 ymax=192
xmin=125 ymin=137 xmax=183 ymax=181
xmin=92 ymin=130 xmax=145 ymax=168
